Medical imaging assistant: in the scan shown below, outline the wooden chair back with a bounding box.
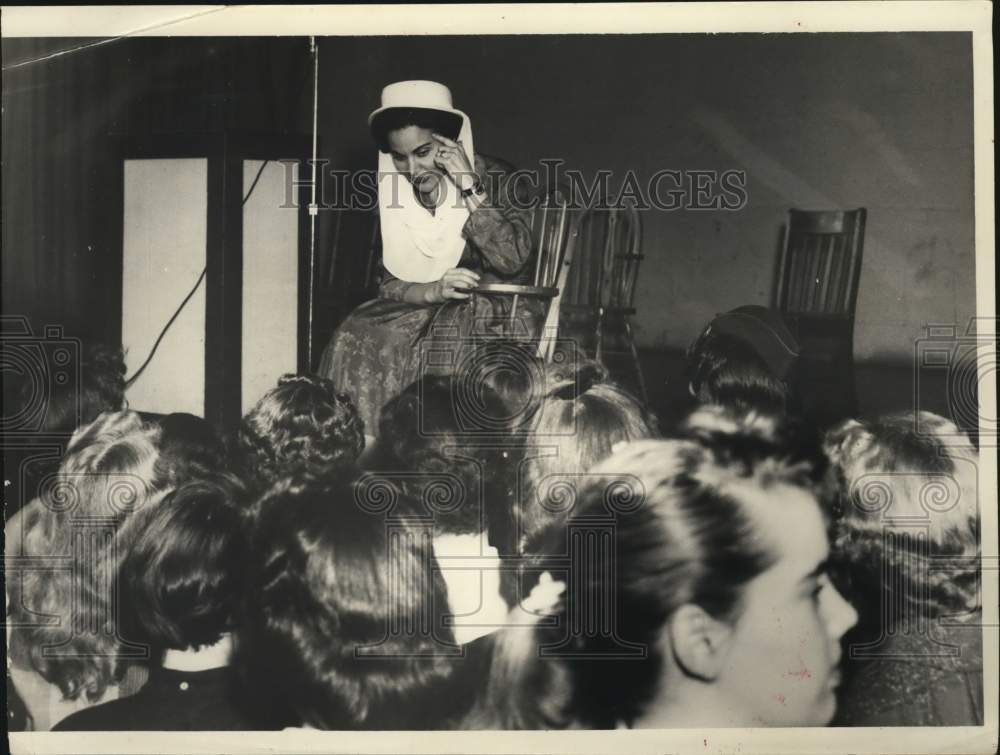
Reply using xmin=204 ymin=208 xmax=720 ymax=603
xmin=775 ymin=208 xmax=867 ymax=317
xmin=562 ymin=205 xmax=643 ymax=313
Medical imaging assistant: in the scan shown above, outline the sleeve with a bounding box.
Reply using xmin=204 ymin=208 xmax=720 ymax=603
xmin=376 ymin=263 xmax=415 ymax=302
xmin=461 ymin=157 xmax=534 ymax=278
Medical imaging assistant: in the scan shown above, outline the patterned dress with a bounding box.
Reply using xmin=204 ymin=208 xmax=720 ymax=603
xmin=834 ymin=610 xmax=984 ymax=726
xmin=318 ymin=155 xmax=544 ymax=434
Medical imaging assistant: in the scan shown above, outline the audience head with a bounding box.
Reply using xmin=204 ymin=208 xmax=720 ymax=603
xmin=117 ymin=476 xmax=248 ymax=656
xmin=238 ymin=472 xmax=455 ymax=729
xmin=154 ymin=412 xmax=228 ymax=484
xmin=9 ymin=342 xmax=127 ymax=438
xmin=236 ymin=374 xmax=365 ymax=498
xmin=512 ymin=359 xmax=658 ymax=554
xmin=23 ymin=410 xmax=170 ymax=546
xmin=461 ymin=339 xmax=546 ymax=433
xmin=824 ymin=410 xmax=980 ymax=618
xmin=477 ymin=408 xmax=856 ymax=729
xmin=686 ymin=305 xmax=799 ymax=415
xmin=7 ymin=410 xmax=170 ymax=704
xmin=372 ymin=375 xmax=507 ymax=537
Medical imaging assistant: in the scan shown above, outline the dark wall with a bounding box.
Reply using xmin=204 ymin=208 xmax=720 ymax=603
xmin=3 ymin=34 xmax=975 ymax=367
xmin=2 ymin=37 xmax=313 ymax=344
xmin=314 ymin=33 xmax=975 ymax=360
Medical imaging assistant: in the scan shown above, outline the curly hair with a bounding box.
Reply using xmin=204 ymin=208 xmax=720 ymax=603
xmin=236 ymin=472 xmax=458 ymax=729
xmin=6 ymin=410 xmax=171 ymax=703
xmin=467 ymin=411 xmax=831 ymax=729
xmin=824 ymin=411 xmax=980 ymax=621
xmin=236 ymin=374 xmax=365 ymax=498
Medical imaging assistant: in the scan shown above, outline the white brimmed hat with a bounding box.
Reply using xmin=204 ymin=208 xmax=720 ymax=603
xmin=368 ymin=80 xmax=467 ymax=127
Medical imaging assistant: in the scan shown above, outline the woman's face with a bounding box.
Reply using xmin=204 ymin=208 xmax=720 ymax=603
xmin=714 ymin=484 xmax=858 ymax=726
xmin=387 ymin=125 xmax=442 ymax=197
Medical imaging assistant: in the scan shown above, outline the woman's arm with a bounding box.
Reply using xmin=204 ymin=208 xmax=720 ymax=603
xmin=461 ymin=157 xmax=533 ymax=278
xmin=428 ymin=137 xmax=533 ymax=279
xmin=378 ymin=264 xmax=479 ymax=305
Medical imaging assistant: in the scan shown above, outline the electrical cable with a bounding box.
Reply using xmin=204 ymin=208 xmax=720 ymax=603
xmin=123 ymin=266 xmax=207 ymax=388
xmin=124 ymin=160 xmax=271 ymax=387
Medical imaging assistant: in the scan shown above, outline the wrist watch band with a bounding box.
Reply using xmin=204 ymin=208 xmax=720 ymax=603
xmin=461 ymin=179 xmax=486 ymax=199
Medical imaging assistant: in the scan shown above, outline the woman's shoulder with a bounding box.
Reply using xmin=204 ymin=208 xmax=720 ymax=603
xmin=475 ymin=153 xmax=518 ymax=178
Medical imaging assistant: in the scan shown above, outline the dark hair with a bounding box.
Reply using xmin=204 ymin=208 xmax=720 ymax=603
xmin=34 ymin=342 xmax=127 ymax=435
xmin=237 ymin=473 xmax=456 ymax=729
xmin=154 ymin=412 xmax=228 ymax=485
xmin=371 ymin=107 xmax=462 ymax=153
xmin=370 ymin=375 xmax=506 ymax=536
xmin=468 ymin=409 xmax=829 ymax=729
xmin=685 ymin=330 xmax=794 ymax=415
xmin=460 ymin=340 xmax=546 ymax=434
xmin=10 ymin=343 xmax=128 ymax=507
xmin=236 ymin=373 xmax=365 ymax=499
xmin=118 ymin=477 xmax=248 ymax=652
xmin=824 ymin=411 xmax=980 ymax=621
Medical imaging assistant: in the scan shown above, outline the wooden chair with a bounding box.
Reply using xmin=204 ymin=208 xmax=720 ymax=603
xmin=557 ymin=205 xmax=647 ymax=404
xmin=774 ymin=208 xmax=867 ymax=423
xmin=472 ymin=183 xmax=577 ymax=362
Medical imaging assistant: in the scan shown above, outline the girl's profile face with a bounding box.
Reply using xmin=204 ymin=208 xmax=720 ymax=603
xmin=387 ymin=125 xmax=442 ymax=197
xmin=714 ymin=484 xmax=858 ymax=726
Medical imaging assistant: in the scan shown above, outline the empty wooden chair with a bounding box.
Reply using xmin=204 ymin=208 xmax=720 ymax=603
xmin=774 ymin=208 xmax=867 ymax=424
xmin=557 ymin=204 xmax=647 ymax=404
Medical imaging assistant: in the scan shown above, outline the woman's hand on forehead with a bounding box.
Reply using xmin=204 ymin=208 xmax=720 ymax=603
xmin=430 ymin=132 xmax=476 ymax=192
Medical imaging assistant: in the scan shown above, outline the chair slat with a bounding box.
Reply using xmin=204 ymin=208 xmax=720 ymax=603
xmin=774 ymin=207 xmax=867 ymax=418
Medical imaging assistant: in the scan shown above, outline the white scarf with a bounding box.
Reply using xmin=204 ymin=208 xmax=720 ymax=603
xmin=378 ymin=116 xmax=475 ymax=283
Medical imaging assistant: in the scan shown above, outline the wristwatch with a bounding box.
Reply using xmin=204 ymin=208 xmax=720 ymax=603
xmin=461 ymin=179 xmax=486 ymax=199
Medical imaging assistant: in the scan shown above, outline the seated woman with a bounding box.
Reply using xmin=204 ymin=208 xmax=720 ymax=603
xmin=824 ymin=411 xmax=983 ymax=726
xmin=319 ymin=80 xmax=542 ymax=436
xmin=236 ymin=472 xmax=471 ymax=729
xmin=235 ymin=373 xmax=365 ymax=502
xmin=685 ymin=304 xmax=801 ymax=416
xmin=53 ymin=478 xmax=254 ymax=730
xmin=5 ymin=410 xmax=172 ymax=730
xmin=464 ymin=408 xmax=857 ymax=729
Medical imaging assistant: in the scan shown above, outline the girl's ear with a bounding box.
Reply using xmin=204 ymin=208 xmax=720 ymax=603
xmin=667 ymin=603 xmax=733 ymax=681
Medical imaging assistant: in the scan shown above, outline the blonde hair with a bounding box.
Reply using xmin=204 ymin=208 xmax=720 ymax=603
xmin=8 ymin=410 xmax=170 ymax=702
xmin=825 ymin=411 xmax=980 ymax=617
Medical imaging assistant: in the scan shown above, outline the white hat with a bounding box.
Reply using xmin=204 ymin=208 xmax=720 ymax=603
xmin=368 ymin=80 xmax=467 ymax=127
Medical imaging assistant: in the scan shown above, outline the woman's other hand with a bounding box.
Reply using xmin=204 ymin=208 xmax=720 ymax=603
xmin=424 ymin=267 xmax=480 ymax=303
xmin=431 ymin=133 xmax=476 ymax=192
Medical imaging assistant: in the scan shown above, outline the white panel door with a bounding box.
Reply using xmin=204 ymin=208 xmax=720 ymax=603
xmin=241 ymin=159 xmax=299 ymax=413
xmin=122 ymin=158 xmax=207 ymax=416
